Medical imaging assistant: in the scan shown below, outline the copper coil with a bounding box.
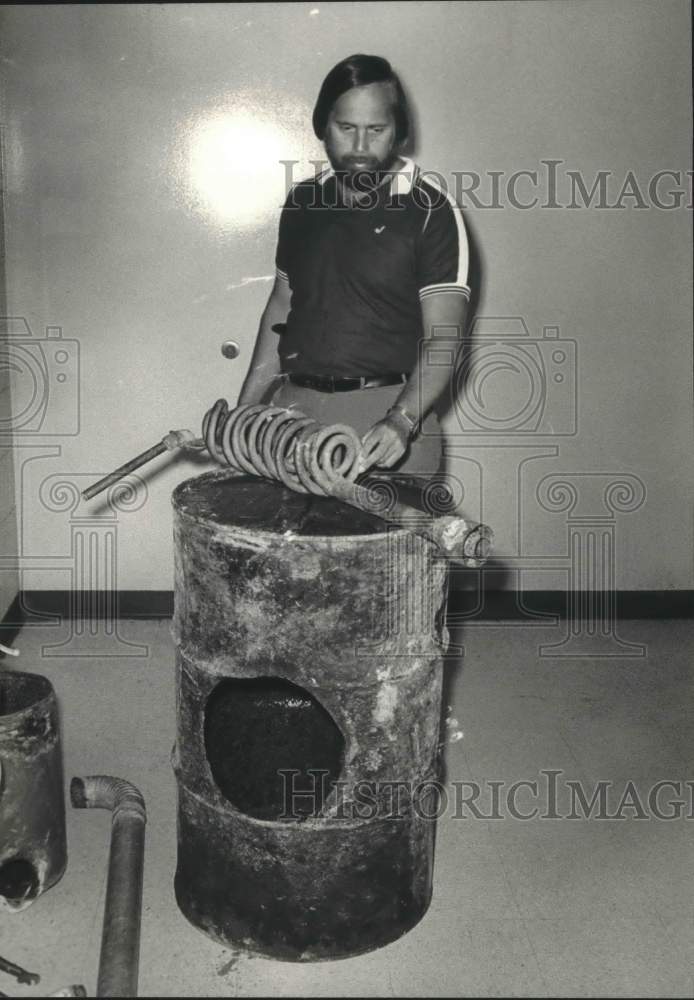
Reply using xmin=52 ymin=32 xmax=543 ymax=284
xmin=202 ymin=400 xmax=364 ymax=495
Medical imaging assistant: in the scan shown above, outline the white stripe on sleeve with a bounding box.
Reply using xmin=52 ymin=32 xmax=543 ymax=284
xmin=419 ymin=175 xmax=470 ymax=287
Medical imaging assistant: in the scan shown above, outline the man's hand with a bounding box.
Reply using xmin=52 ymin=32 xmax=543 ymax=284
xmin=358 ymin=411 xmax=412 ymax=474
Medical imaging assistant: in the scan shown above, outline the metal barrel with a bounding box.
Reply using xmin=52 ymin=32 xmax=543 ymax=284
xmin=0 ymin=672 xmax=67 ymax=911
xmin=171 ymin=471 xmax=451 ymax=961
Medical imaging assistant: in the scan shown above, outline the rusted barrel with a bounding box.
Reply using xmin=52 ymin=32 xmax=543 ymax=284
xmin=0 ymin=671 xmax=67 ymax=911
xmin=171 ymin=471 xmax=450 ymax=961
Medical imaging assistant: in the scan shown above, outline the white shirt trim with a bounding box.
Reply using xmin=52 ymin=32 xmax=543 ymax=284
xmin=317 ymin=156 xmax=416 ymax=196
xmin=419 ymin=283 xmax=471 ymax=301
xmin=415 ymin=172 xmax=470 ymax=287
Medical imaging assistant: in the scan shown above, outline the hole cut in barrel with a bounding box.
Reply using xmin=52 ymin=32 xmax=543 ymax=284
xmin=0 ymin=857 xmax=39 ymax=908
xmin=204 ymin=677 xmax=344 ymax=821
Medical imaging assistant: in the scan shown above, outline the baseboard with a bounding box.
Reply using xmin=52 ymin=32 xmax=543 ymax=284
xmin=446 ymin=589 xmax=694 ymax=620
xmin=0 ymin=590 xmax=692 ymax=628
xmin=0 ymin=592 xmax=24 ymax=645
xmin=2 ymin=591 xmax=175 ymax=624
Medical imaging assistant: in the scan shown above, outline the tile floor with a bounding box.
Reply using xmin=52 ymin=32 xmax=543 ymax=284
xmin=1 ymin=615 xmax=692 ymax=997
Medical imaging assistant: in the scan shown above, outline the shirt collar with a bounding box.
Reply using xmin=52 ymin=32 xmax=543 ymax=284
xmin=389 ymin=156 xmax=416 ymax=196
xmin=317 ymin=156 xmax=416 ymax=197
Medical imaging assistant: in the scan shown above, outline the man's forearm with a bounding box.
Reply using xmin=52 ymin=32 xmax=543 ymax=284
xmin=393 ymin=296 xmax=468 ymax=426
xmin=394 ymin=357 xmax=456 ymax=426
xmin=238 ymin=285 xmax=289 ymax=405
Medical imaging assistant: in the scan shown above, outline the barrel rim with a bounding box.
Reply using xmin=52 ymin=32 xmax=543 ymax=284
xmin=171 ymin=470 xmax=419 ymax=544
xmin=0 ymin=671 xmax=57 ymax=722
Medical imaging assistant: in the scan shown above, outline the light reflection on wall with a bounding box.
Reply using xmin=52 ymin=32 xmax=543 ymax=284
xmin=183 ymin=93 xmax=317 ymax=231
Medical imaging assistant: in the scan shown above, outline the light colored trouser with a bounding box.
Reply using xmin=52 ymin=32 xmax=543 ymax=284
xmin=269 ymin=378 xmax=444 ymax=478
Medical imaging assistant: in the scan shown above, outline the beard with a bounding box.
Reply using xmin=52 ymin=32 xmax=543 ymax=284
xmin=326 ymin=148 xmax=401 ymax=191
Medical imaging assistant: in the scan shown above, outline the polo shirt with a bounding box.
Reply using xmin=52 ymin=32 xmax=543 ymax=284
xmin=274 ymin=157 xmax=470 ymax=377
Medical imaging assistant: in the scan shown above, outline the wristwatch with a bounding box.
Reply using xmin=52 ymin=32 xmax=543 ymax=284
xmin=387 ymin=403 xmax=420 ymax=439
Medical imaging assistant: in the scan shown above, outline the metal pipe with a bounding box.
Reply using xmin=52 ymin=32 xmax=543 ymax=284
xmin=0 ymin=954 xmax=40 ymax=985
xmin=70 ymin=776 xmax=146 ymax=998
xmin=81 ymin=444 xmax=167 ymax=500
xmin=201 ymin=401 xmax=494 ymax=565
xmin=80 ymin=404 xmax=494 ymax=564
xmin=81 ymin=429 xmax=203 ymax=501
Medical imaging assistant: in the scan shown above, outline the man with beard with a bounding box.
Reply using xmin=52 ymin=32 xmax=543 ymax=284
xmin=238 ymin=54 xmax=470 ymax=479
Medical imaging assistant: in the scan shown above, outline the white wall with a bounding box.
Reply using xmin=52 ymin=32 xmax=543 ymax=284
xmin=0 ymin=380 xmax=19 ymax=618
xmin=0 ymin=1 xmax=691 ymax=593
xmin=0 ymin=129 xmax=18 ymax=614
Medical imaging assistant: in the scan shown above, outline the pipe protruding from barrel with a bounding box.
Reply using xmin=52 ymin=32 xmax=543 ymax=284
xmin=70 ymin=776 xmax=146 ymax=998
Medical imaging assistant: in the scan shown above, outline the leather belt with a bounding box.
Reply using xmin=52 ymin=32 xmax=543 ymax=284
xmin=286 ymin=372 xmax=408 ymax=392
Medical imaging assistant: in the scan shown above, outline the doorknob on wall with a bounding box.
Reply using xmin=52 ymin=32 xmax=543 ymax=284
xmin=221 ymin=341 xmax=240 ymax=359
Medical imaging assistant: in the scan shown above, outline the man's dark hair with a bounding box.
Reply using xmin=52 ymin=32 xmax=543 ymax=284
xmin=312 ymin=54 xmax=409 ymax=143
